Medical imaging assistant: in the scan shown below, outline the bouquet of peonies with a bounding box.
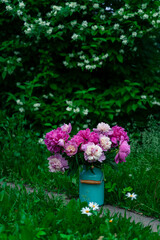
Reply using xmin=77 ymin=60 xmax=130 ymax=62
xmin=44 ymin=122 xmax=130 ymax=174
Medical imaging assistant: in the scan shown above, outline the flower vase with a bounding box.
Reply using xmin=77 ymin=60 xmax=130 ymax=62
xmin=79 ymin=166 xmax=104 ymax=206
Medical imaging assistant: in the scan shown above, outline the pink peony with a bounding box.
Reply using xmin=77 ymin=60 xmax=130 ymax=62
xmin=61 ymin=123 xmax=72 ymax=134
xmin=65 ymin=141 xmax=78 ymax=156
xmin=110 ymin=125 xmax=129 ymax=146
xmin=99 ymin=134 xmax=112 ymax=151
xmin=115 ymin=141 xmax=130 ymax=164
xmin=44 ymin=128 xmax=69 ymax=153
xmin=48 ymin=153 xmax=69 ymax=172
xmin=81 ymin=142 xmax=106 ymax=163
xmin=76 ymin=128 xmax=99 ymax=145
xmin=93 ymin=122 xmax=113 ymax=136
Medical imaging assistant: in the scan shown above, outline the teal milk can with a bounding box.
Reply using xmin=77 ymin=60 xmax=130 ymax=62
xmin=79 ymin=166 xmax=104 ymax=206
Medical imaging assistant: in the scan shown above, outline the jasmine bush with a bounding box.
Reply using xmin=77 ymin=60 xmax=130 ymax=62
xmin=0 ymin=0 xmax=160 ymax=127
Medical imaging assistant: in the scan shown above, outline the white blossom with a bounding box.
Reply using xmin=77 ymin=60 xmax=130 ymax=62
xmin=100 ymin=25 xmax=105 ymax=31
xmin=63 ymin=61 xmax=69 ymax=66
xmin=141 ymin=3 xmax=147 ymax=9
xmin=143 ymin=14 xmax=149 ymax=19
xmin=6 ymin=5 xmax=13 ymax=11
xmin=17 ymin=10 xmax=23 ymax=16
xmin=93 ymin=3 xmax=99 ymax=9
xmin=138 ymin=9 xmax=144 ymax=14
xmin=16 ymin=99 xmax=23 ymax=105
xmin=91 ymin=25 xmax=98 ymax=30
xmin=47 ymin=28 xmax=53 ymax=34
xmin=71 ymin=20 xmax=77 ymax=27
xmin=49 ymin=93 xmax=54 ymax=97
xmin=57 ymin=24 xmax=64 ymax=29
xmin=82 ymin=20 xmax=88 ymax=27
xmin=71 ymin=33 xmax=79 ymax=40
xmin=66 ymin=100 xmax=73 ymax=106
xmin=69 ymin=53 xmax=74 ymax=57
xmin=17 ymin=58 xmax=22 ymax=63
xmin=33 ymin=103 xmax=41 ymax=107
xmin=132 ymin=32 xmax=137 ymax=37
xmin=100 ymin=15 xmax=106 ymax=20
xmin=80 ymin=5 xmax=86 ymax=10
xmin=38 ymin=138 xmax=45 ymax=144
xmin=19 ymin=107 xmax=25 ymax=112
xmin=66 ymin=107 xmax=72 ymax=111
xmin=113 ymin=24 xmax=120 ymax=30
xmin=153 ymin=12 xmax=158 ymax=17
xmin=19 ymin=2 xmax=25 ymax=8
xmin=79 ymin=55 xmax=85 ymax=60
xmin=102 ymin=53 xmax=109 ymax=59
xmin=77 ymin=62 xmax=84 ymax=67
xmin=83 ymin=109 xmax=89 ymax=115
xmin=42 ymin=95 xmax=48 ymax=99
xmin=73 ymin=107 xmax=80 ymax=113
xmin=120 ymin=35 xmax=126 ymax=40
xmin=122 ymin=40 xmax=128 ymax=45
xmin=93 ymin=57 xmax=99 ymax=61
xmin=118 ymin=8 xmax=124 ymax=15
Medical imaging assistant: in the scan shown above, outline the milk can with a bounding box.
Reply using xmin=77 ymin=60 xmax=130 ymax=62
xmin=79 ymin=166 xmax=104 ymax=206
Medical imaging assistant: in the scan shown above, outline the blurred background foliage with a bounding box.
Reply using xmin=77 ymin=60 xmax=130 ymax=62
xmin=0 ymin=0 xmax=160 ymax=134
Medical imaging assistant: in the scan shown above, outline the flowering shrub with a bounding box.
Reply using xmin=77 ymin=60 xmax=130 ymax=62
xmin=44 ymin=122 xmax=130 ymax=174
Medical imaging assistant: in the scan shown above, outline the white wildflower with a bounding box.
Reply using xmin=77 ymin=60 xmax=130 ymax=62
xmin=83 ymin=124 xmax=88 ymax=128
xmin=118 ymin=8 xmax=124 ymax=15
xmin=126 ymin=192 xmax=137 ymax=200
xmin=133 ymin=47 xmax=137 ymax=52
xmin=85 ymin=65 xmax=91 ymax=70
xmin=138 ymin=9 xmax=143 ymax=14
xmin=81 ymin=207 xmax=92 ymax=216
xmin=123 ymin=15 xmax=129 ymax=19
xmin=34 ymin=107 xmax=39 ymax=111
xmin=89 ymin=202 xmax=99 ymax=210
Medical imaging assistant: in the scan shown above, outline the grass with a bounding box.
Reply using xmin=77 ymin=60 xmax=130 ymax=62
xmin=0 ymin=182 xmax=160 ymax=239
xmin=0 ymin=114 xmax=160 ymax=222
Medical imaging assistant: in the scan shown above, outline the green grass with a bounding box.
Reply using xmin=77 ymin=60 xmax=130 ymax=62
xmin=0 ymin=182 xmax=160 ymax=240
xmin=0 ymin=115 xmax=160 ymax=220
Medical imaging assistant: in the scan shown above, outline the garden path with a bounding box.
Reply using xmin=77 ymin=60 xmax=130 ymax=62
xmin=1 ymin=181 xmax=160 ymax=233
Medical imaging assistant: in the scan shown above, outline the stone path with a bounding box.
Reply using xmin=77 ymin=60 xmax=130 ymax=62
xmin=1 ymin=182 xmax=160 ymax=233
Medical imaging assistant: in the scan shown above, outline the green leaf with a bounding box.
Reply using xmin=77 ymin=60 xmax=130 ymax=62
xmin=117 ymin=54 xmax=123 ymax=63
xmin=2 ymin=71 xmax=7 ymax=80
xmin=0 ymin=57 xmax=5 ymax=62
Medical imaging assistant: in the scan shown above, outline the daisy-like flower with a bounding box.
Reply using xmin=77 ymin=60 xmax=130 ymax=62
xmin=126 ymin=192 xmax=137 ymax=200
xmin=89 ymin=202 xmax=99 ymax=210
xmin=81 ymin=207 xmax=92 ymax=216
